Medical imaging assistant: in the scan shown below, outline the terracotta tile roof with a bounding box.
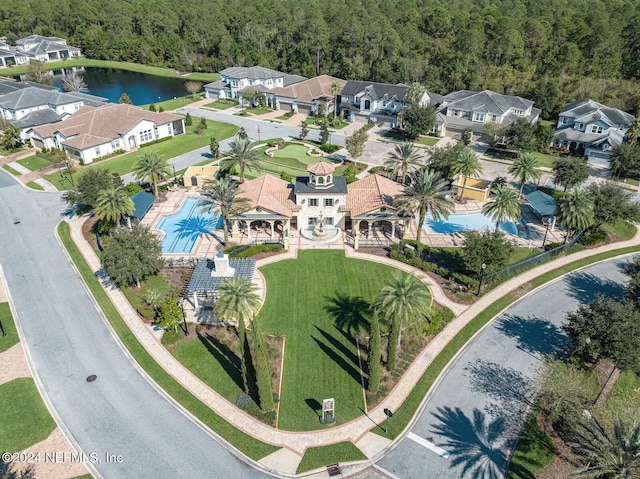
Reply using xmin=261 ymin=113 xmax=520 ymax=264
xmin=238 ymin=175 xmax=296 ymax=217
xmin=269 ymin=75 xmax=346 ymax=104
xmin=30 ymin=104 xmax=181 ymax=149
xmin=307 ymin=161 xmax=335 ymax=175
xmin=346 ymin=174 xmax=405 ymax=217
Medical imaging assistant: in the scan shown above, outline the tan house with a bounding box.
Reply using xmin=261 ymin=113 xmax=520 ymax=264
xmin=266 ymin=74 xmax=347 ymax=115
xmin=183 ymin=166 xmax=218 ymax=187
xmin=27 ymin=104 xmax=185 ymax=164
xmin=453 ymin=176 xmax=492 ymax=201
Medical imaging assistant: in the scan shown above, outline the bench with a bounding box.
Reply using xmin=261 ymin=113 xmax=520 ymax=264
xmin=327 ymin=464 xmax=342 ymax=477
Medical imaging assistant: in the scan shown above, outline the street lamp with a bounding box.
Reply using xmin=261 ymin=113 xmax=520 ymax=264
xmin=541 ymin=216 xmax=553 ymax=250
xmin=180 ymin=299 xmax=189 ymax=336
xmin=384 ymin=408 xmax=393 ymax=434
xmin=172 ymin=164 xmax=177 ymax=186
xmin=476 ymin=263 xmax=487 ymax=297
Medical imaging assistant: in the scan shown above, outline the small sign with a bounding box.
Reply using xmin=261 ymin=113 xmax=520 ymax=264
xmin=322 ymin=398 xmax=335 ymax=421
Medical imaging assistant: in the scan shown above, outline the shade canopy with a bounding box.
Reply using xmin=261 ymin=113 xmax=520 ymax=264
xmin=524 ymin=190 xmax=558 ymax=217
xmin=130 ymin=192 xmax=156 ymax=220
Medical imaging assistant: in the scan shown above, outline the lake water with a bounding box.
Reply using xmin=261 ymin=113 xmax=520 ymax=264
xmin=51 ymin=67 xmax=190 ymax=105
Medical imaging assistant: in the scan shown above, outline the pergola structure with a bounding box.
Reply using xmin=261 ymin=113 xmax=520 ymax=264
xmin=524 ymin=190 xmax=558 ymax=230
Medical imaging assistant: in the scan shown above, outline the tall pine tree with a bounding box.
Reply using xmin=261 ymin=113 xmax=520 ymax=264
xmin=368 ymin=311 xmax=382 ymax=394
xmin=251 ymin=315 xmax=274 ymax=411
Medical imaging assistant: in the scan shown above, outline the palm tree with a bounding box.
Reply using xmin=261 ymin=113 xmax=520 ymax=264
xmin=132 ymin=151 xmax=172 ymax=196
xmin=453 ymin=148 xmax=484 ymax=200
xmin=626 ymin=116 xmax=640 ymax=144
xmin=482 ymin=185 xmax=521 ymax=232
xmin=330 ymin=81 xmax=342 ymax=117
xmin=374 ymin=274 xmax=431 ymax=371
xmin=393 ymin=170 xmax=455 ymax=244
xmin=219 ymin=137 xmax=262 ymax=182
xmin=384 ymin=141 xmax=424 ymax=184
xmin=509 ymin=152 xmax=542 ymax=198
xmin=94 ymin=186 xmax=134 ymax=227
xmin=198 ymin=177 xmax=251 ymax=244
xmin=558 ymin=188 xmax=594 ymax=239
xmin=567 ymin=414 xmax=640 ymax=478
xmin=214 ymin=275 xmax=261 ymax=394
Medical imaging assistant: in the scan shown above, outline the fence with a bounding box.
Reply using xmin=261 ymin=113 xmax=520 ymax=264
xmin=484 ymin=230 xmax=585 ymax=281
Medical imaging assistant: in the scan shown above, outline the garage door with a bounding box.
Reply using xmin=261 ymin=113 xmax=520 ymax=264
xmin=279 ymin=102 xmax=293 ymax=112
xmin=298 ymin=104 xmax=312 ymax=115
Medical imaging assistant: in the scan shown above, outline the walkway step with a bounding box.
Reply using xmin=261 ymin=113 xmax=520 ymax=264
xmin=7 ymin=161 xmax=30 ymax=175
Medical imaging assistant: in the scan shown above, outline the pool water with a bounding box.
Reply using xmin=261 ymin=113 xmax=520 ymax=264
xmin=424 ymin=212 xmax=520 ymax=236
xmin=155 ymin=197 xmax=222 ymax=254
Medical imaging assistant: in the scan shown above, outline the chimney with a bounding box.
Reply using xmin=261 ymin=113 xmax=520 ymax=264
xmin=211 ymin=249 xmax=235 ymax=277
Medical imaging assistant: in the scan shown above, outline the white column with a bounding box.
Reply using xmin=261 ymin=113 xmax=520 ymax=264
xmin=391 ymin=222 xmax=396 ymax=238
xmin=247 ymin=222 xmax=251 ymax=239
xmin=368 ymin=222 xmax=372 ymax=238
xmin=193 ymin=292 xmax=199 ymax=310
xmin=271 ymin=221 xmax=275 ymax=237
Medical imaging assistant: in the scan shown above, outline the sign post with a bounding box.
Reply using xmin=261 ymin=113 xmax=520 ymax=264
xmin=322 ymin=398 xmax=335 ymax=423
xmin=384 ymin=408 xmax=393 ymax=434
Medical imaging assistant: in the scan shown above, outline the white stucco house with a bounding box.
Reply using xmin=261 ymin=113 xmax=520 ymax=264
xmin=27 ymin=104 xmax=184 ymax=164
xmin=434 ymin=90 xmax=540 ymax=138
xmin=265 ymin=75 xmax=347 ymax=115
xmin=0 ymin=35 xmax=81 ymax=68
xmin=204 ymin=66 xmax=306 ymax=101
xmin=552 ymin=99 xmax=635 ymax=164
xmin=338 ymin=80 xmax=442 ymax=128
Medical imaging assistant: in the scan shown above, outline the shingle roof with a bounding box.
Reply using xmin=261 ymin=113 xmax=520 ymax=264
xmin=31 ymin=104 xmax=181 ymax=149
xmin=0 ymin=87 xmax=106 ymax=110
xmin=341 ymin=81 xmax=409 ymax=102
xmin=238 ymin=175 xmax=296 ymax=217
xmin=130 ymin=192 xmax=157 ymax=220
xmin=268 ymin=75 xmax=347 ymax=104
xmin=220 ymin=65 xmax=306 ymax=86
xmin=307 ymin=161 xmax=336 ymax=175
xmin=524 ymin=191 xmax=557 ymax=217
xmin=346 ymin=174 xmax=405 ymax=217
xmin=442 ymin=90 xmax=533 ymax=114
xmin=12 ymin=108 xmax=63 ymax=129
xmin=559 ymin=99 xmax=634 ymax=127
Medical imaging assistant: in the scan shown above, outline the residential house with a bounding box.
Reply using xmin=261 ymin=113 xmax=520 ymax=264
xmin=552 ymin=99 xmax=635 ymax=164
xmin=0 ymin=35 xmax=81 ymax=67
xmin=266 ymin=74 xmax=347 ymax=115
xmin=0 ymin=80 xmax=108 ymax=136
xmin=28 ymin=104 xmax=184 ymax=164
xmin=338 ymin=80 xmax=442 ymax=128
xmin=228 ymin=164 xmax=409 ymax=249
xmin=435 ymin=90 xmax=540 ymax=138
xmin=204 ymin=66 xmax=306 ymax=101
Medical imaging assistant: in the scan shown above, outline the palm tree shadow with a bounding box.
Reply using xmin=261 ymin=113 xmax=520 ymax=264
xmin=324 ymin=292 xmax=371 ymax=336
xmin=496 ymin=314 xmax=570 ymax=359
xmin=312 ymin=334 xmax=363 ymax=386
xmin=431 ymin=406 xmax=540 ymax=479
xmin=564 ymin=271 xmax=627 ymax=304
xmin=197 ymin=332 xmax=244 ymax=392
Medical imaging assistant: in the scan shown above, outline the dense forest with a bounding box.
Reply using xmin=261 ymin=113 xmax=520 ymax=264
xmin=1 ymin=0 xmax=640 ymax=117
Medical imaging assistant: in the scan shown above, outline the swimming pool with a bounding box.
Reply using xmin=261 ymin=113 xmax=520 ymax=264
xmin=424 ymin=212 xmax=520 ymax=236
xmin=155 ymin=197 xmax=222 ymax=254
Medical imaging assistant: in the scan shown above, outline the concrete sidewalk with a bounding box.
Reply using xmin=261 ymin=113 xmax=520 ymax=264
xmin=67 ymin=214 xmax=640 ymax=476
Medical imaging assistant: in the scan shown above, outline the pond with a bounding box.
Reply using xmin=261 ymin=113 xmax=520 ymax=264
xmin=51 ymin=67 xmax=191 ymax=105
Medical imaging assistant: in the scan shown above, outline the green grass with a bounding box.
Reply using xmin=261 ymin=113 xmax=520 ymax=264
xmin=204 ymin=100 xmax=237 ymax=110
xmin=244 ymin=143 xmax=342 ymax=181
xmin=624 ymin=177 xmax=640 ymax=186
xmin=510 ymin=246 xmax=543 ymax=264
xmin=0 ymin=58 xmax=220 ymax=82
xmin=142 ymin=93 xmax=206 ymax=111
xmin=70 ymin=475 xmax=94 ymax=479
xmin=531 ymin=151 xmax=558 ymax=169
xmin=373 ymin=242 xmax=640 ymax=440
xmin=607 ymin=370 xmax=640 ymax=415
xmin=26 ymin=181 xmax=45 ymax=190
xmin=416 ymin=136 xmax=439 ymax=146
xmin=245 ymin=107 xmax=272 ymax=115
xmin=602 ymin=221 xmax=637 ymax=241
xmin=0 ymin=378 xmax=57 ymax=452
xmin=45 ymin=120 xmax=238 ymax=190
xmin=258 ymin=250 xmax=428 ymax=431
xmin=507 ymin=403 xmax=556 ymax=479
xmin=2 ymin=164 xmax=21 ymax=176
xmin=0 ymin=302 xmax=19 ymax=353
xmin=17 ymin=153 xmax=55 ymax=171
xmin=296 ymin=442 xmax=367 ymax=474
xmin=57 ymin=222 xmax=279 ymax=460
xmin=121 ymin=274 xmax=171 ymax=319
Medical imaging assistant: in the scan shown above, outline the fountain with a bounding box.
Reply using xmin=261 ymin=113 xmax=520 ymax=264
xmin=313 ymin=212 xmax=328 ymax=238
xmin=300 ymin=211 xmax=341 ymax=243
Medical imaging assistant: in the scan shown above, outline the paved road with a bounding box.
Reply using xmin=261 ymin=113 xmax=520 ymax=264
xmin=0 ymin=172 xmax=274 ymax=478
xmin=378 ymin=257 xmax=630 ymax=478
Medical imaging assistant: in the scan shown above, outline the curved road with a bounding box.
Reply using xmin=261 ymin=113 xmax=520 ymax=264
xmin=378 ymin=257 xmax=630 ymax=478
xmin=0 ymin=172 xmax=274 ymax=477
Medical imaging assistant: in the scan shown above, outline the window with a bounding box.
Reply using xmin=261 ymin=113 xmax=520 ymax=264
xmin=308 ymin=217 xmax=317 ymax=225
xmin=472 ymin=112 xmax=485 ymax=122
xmin=324 ymin=217 xmax=334 ymax=226
xmin=491 ymin=114 xmax=499 ymax=122
xmin=561 ymin=117 xmax=568 ymax=124
xmin=317 ymin=176 xmax=325 ymax=185
xmin=590 ymin=125 xmax=603 ymax=134
xmin=324 ymin=198 xmax=333 ymax=207
xmin=168 ymin=124 xmax=172 ymax=135
xmin=577 ymin=123 xmax=584 ymax=130
xmin=112 ymin=139 xmax=120 ymax=149
xmin=513 ymin=109 xmax=524 ymax=116
xmin=308 ymin=198 xmax=318 ymax=207
xmin=95 ymin=146 xmax=101 ymax=156
xmin=139 ymin=129 xmax=153 ymax=143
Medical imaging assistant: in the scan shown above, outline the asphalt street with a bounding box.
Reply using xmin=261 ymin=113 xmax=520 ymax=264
xmin=378 ymin=257 xmax=631 ymax=478
xmin=0 ymin=171 xmax=274 ymax=478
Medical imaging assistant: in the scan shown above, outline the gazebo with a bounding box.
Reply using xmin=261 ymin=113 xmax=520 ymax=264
xmin=524 ymin=190 xmax=558 ymax=229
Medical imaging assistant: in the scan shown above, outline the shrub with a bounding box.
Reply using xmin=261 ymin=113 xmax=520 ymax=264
xmin=140 ymin=137 xmax=171 ymax=148
xmin=280 ymin=171 xmax=293 ymax=183
xmin=319 ymin=143 xmax=340 ymax=153
xmin=578 ymin=228 xmax=609 ymax=246
xmin=230 ymin=244 xmax=283 ymax=258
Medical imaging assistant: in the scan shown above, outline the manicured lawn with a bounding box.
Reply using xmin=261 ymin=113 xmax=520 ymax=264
xmin=17 ymin=153 xmax=55 ymax=171
xmin=416 ymin=136 xmax=439 ymax=146
xmin=204 ymin=100 xmax=237 ymax=110
xmin=142 ymin=93 xmax=206 ymax=111
xmin=531 ymin=151 xmax=558 ymax=169
xmin=0 ymin=378 xmax=57 ymax=452
xmin=624 ymin=177 xmax=640 ymax=186
xmin=507 ymin=404 xmax=555 ymax=479
xmin=2 ymin=164 xmax=21 ymax=176
xmin=245 ymin=107 xmax=272 ymax=115
xmin=0 ymin=302 xmax=19 ymax=353
xmin=121 ymin=274 xmax=171 ymax=321
xmin=602 ymin=221 xmax=637 ymax=241
xmin=607 ymin=370 xmax=640 ymax=414
xmin=0 ymin=58 xmax=220 ymax=82
xmin=296 ymin=442 xmax=367 ymax=473
xmin=44 ymin=120 xmax=239 ymax=190
xmin=258 ymin=250 xmax=428 ymax=431
xmin=26 ymin=181 xmax=45 ymax=191
xmin=244 ymin=143 xmax=343 ymax=181
xmin=57 ymin=222 xmax=279 ymax=460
